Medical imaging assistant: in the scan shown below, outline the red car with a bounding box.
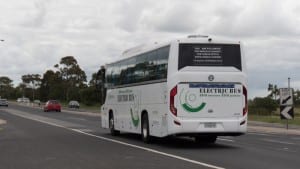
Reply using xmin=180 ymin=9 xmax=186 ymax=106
xmin=44 ymin=100 xmax=61 ymax=112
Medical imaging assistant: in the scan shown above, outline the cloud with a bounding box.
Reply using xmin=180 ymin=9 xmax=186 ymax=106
xmin=139 ymin=0 xmax=203 ymax=33
xmin=116 ymin=0 xmax=150 ymax=32
xmin=0 ymin=0 xmax=300 ymax=99
xmin=207 ymin=0 xmax=300 ymax=38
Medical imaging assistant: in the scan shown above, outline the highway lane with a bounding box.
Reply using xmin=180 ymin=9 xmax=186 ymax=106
xmin=1 ymin=104 xmax=300 ymax=169
xmin=0 ymin=106 xmax=213 ymax=169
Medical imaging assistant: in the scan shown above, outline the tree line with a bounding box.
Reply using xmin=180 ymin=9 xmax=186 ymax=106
xmin=0 ymin=56 xmax=102 ymax=106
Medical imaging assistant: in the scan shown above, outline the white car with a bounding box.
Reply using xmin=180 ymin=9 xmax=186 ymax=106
xmin=0 ymin=99 xmax=8 ymax=107
xmin=17 ymin=97 xmax=30 ymax=103
xmin=17 ymin=98 xmax=22 ymax=102
xmin=68 ymin=101 xmax=80 ymax=109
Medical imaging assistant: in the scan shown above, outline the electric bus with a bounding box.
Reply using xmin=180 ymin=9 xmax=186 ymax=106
xmin=100 ymin=35 xmax=247 ymax=143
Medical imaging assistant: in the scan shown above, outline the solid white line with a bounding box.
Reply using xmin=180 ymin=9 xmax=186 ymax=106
xmin=217 ymin=138 xmax=234 ymax=142
xmin=8 ymin=110 xmax=225 ymax=169
xmin=262 ymin=139 xmax=295 ymax=145
xmin=72 ymin=129 xmax=225 ymax=169
xmin=247 ymin=132 xmax=273 ymax=136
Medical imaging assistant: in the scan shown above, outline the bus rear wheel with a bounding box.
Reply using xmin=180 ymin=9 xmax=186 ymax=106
xmin=109 ymin=113 xmax=120 ymax=136
xmin=142 ymin=114 xmax=151 ymax=143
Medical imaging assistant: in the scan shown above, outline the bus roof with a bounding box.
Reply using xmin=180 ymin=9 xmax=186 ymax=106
xmin=105 ymin=36 xmax=241 ymax=66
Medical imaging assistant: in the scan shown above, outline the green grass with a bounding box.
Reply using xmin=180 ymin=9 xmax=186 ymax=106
xmin=249 ymin=107 xmax=300 ymax=126
xmin=78 ymin=103 xmax=101 ymax=113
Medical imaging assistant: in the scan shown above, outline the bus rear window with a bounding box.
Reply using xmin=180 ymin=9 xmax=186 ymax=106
xmin=178 ymin=44 xmax=242 ymax=71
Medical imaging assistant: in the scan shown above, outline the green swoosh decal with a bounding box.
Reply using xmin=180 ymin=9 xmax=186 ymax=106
xmin=130 ymin=108 xmax=139 ymax=127
xmin=182 ymin=102 xmax=206 ymax=113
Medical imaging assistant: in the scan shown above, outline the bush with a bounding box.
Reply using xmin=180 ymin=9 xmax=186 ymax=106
xmin=248 ymin=97 xmax=278 ymax=115
xmin=79 ymin=87 xmax=99 ymax=106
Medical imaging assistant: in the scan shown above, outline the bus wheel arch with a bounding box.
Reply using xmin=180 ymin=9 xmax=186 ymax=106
xmin=109 ymin=110 xmax=120 ymax=136
xmin=141 ymin=110 xmax=151 ymax=143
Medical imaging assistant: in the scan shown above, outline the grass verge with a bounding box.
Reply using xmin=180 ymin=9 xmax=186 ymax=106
xmin=249 ymin=107 xmax=300 ymax=126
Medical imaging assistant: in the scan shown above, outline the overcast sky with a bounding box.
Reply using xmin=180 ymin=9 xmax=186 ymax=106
xmin=0 ymin=0 xmax=299 ymax=98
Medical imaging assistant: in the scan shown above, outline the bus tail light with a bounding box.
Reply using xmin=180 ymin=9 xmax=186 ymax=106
xmin=170 ymin=85 xmax=177 ymax=116
xmin=243 ymin=86 xmax=248 ymax=116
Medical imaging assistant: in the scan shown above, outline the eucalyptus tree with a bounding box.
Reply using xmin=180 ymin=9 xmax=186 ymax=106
xmin=21 ymin=74 xmax=41 ymax=100
xmin=40 ymin=70 xmax=63 ymax=101
xmin=54 ymin=56 xmax=87 ymax=101
xmin=267 ymin=83 xmax=279 ymax=100
xmin=0 ymin=76 xmax=13 ymax=98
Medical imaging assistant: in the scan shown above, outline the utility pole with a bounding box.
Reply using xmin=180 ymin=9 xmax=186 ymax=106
xmin=287 ymin=77 xmax=291 ymax=130
xmin=0 ymin=39 xmax=4 ymax=98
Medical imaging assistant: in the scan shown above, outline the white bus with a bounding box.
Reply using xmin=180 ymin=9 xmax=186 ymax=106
xmin=101 ymin=36 xmax=247 ymax=143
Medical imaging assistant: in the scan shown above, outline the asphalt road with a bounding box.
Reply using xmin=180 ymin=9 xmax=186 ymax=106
xmin=1 ymin=104 xmax=300 ymax=169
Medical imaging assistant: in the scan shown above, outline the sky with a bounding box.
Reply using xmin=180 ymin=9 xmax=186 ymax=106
xmin=0 ymin=0 xmax=300 ymax=98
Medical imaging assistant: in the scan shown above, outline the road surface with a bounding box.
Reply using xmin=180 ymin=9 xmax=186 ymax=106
xmin=1 ymin=104 xmax=300 ymax=169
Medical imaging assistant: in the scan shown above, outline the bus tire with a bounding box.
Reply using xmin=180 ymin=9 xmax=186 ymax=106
xmin=195 ymin=135 xmax=217 ymax=144
xmin=109 ymin=112 xmax=120 ymax=136
xmin=141 ymin=113 xmax=151 ymax=143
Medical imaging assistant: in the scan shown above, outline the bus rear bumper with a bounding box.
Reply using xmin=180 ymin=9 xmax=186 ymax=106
xmin=167 ymin=117 xmax=247 ymax=136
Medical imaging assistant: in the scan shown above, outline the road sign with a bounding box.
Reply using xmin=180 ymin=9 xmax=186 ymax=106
xmin=280 ymin=106 xmax=294 ymax=119
xmin=279 ymin=88 xmax=293 ymax=106
xmin=279 ymin=88 xmax=294 ymax=120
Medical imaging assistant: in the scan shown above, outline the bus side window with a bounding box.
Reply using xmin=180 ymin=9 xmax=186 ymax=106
xmin=156 ymin=46 xmax=169 ymax=79
xmin=106 ymin=66 xmax=113 ymax=88
xmin=147 ymin=50 xmax=157 ymax=81
xmin=112 ymin=63 xmax=120 ymax=86
xmin=119 ymin=60 xmax=128 ymax=85
xmin=135 ymin=53 xmax=148 ymax=83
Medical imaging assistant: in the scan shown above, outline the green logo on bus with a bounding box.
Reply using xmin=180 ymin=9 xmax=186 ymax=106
xmin=180 ymin=89 xmax=206 ymax=113
xmin=130 ymin=108 xmax=139 ymax=127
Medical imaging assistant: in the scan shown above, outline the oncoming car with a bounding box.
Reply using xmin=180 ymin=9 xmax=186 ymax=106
xmin=44 ymin=100 xmax=61 ymax=112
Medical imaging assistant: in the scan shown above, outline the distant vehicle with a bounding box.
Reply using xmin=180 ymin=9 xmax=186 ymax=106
xmin=68 ymin=101 xmax=80 ymax=109
xmin=17 ymin=97 xmax=30 ymax=103
xmin=0 ymin=99 xmax=8 ymax=107
xmin=23 ymin=98 xmax=30 ymax=103
xmin=34 ymin=100 xmax=41 ymax=106
xmin=17 ymin=98 xmax=22 ymax=102
xmin=101 ymin=36 xmax=247 ymax=143
xmin=44 ymin=100 xmax=61 ymax=112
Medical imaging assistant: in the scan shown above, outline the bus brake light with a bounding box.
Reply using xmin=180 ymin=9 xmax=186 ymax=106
xmin=243 ymin=86 xmax=248 ymax=116
xmin=170 ymin=85 xmax=177 ymax=116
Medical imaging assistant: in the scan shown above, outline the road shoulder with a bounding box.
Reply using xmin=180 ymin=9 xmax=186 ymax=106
xmin=248 ymin=121 xmax=300 ymax=135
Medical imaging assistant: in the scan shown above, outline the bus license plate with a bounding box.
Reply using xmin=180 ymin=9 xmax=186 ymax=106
xmin=204 ymin=122 xmax=216 ymax=128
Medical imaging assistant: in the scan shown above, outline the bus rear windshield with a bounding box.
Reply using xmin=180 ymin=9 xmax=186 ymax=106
xmin=178 ymin=44 xmax=242 ymax=71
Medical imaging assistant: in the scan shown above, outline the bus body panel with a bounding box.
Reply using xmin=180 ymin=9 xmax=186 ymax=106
xmin=102 ymin=82 xmax=168 ymax=137
xmin=176 ymin=82 xmax=244 ymax=118
xmin=166 ymin=39 xmax=247 ymax=136
xmin=102 ymin=37 xmax=248 ymax=138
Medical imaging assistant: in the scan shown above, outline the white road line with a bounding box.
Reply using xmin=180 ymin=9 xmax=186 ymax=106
xmin=217 ymin=138 xmax=234 ymax=142
xmin=247 ymin=132 xmax=273 ymax=136
xmin=68 ymin=117 xmax=87 ymax=121
xmin=7 ymin=110 xmax=225 ymax=169
xmin=262 ymin=139 xmax=295 ymax=145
